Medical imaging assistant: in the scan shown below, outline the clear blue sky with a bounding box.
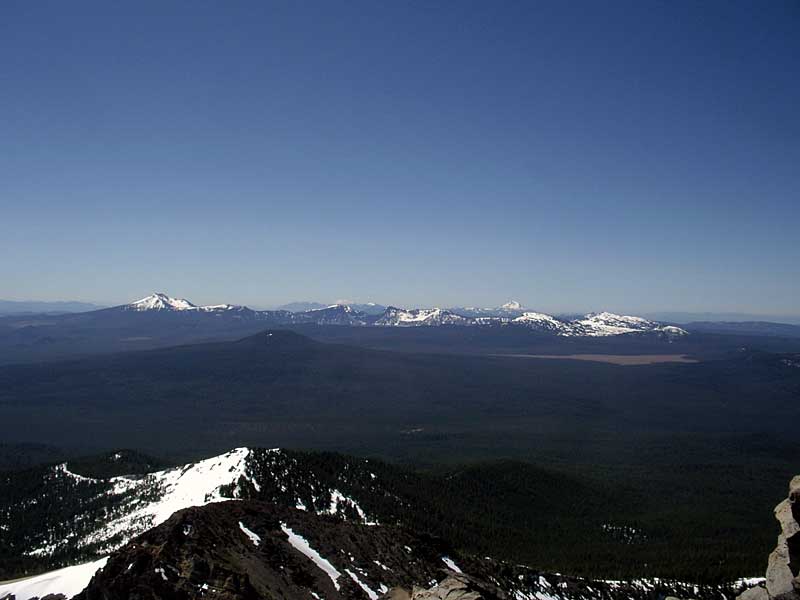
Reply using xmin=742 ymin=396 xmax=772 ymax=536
xmin=1 ymin=1 xmax=798 ymax=314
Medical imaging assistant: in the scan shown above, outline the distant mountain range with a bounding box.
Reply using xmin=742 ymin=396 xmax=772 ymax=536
xmin=644 ymin=311 xmax=800 ymax=325
xmin=0 ymin=299 xmax=104 ymax=316
xmin=12 ymin=291 xmax=800 ymax=367
xmin=680 ymin=321 xmax=800 ymax=338
xmin=279 ymin=300 xmax=526 ymax=318
xmin=111 ymin=293 xmax=688 ymax=337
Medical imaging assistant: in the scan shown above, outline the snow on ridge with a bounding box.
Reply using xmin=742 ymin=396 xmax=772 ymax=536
xmin=585 ymin=311 xmax=649 ymax=324
xmin=281 ymin=523 xmax=342 ymax=590
xmin=326 ymin=489 xmax=378 ymax=525
xmin=43 ymin=447 xmax=259 ymax=557
xmin=27 ymin=446 xmax=382 ymax=563
xmin=239 ymin=521 xmax=261 ymax=546
xmin=577 ymin=312 xmax=688 ymax=337
xmin=120 ymin=293 xmax=686 ymax=337
xmin=501 ymin=301 xmax=522 ymax=311
xmin=442 ymin=556 xmax=463 ymax=573
xmin=0 ymin=557 xmax=108 ymax=600
xmin=375 ymin=305 xmax=687 ymax=335
xmin=55 ymin=462 xmax=99 ymax=484
xmin=198 ymin=303 xmax=240 ymax=312
xmin=127 ymin=293 xmax=197 ymax=311
xmin=372 ymin=304 xmax=684 ymax=336
xmin=300 ymin=303 xmax=368 ymax=325
xmin=345 ymin=568 xmax=380 ymax=600
xmin=508 ymin=310 xmax=687 ymax=337
xmin=126 ymin=293 xmax=243 ymax=313
xmin=375 ymin=307 xmax=471 ymax=327
xmin=513 ymin=312 xmax=568 ymax=327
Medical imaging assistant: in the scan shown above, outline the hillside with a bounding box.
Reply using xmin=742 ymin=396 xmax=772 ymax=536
xmin=0 ymin=447 xmax=793 ymax=585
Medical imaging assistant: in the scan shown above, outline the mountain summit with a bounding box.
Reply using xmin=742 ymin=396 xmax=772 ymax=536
xmin=126 ymin=293 xmax=198 ymax=311
xmin=125 ymin=293 xmax=243 ymax=313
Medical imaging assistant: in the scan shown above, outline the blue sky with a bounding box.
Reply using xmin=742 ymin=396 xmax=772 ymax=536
xmin=1 ymin=1 xmax=798 ymax=314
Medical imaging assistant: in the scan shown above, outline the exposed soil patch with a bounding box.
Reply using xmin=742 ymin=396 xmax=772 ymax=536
xmin=494 ymin=353 xmax=699 ymax=365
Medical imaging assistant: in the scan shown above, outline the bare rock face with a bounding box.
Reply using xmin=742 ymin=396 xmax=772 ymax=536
xmin=411 ymin=576 xmax=484 ymax=600
xmin=386 ymin=574 xmax=500 ymax=600
xmin=737 ymin=588 xmax=769 ymax=600
xmin=767 ymin=476 xmax=800 ymax=600
xmin=740 ymin=476 xmax=800 ymax=600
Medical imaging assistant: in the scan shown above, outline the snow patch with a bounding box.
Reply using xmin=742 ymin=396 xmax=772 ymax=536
xmin=126 ymin=293 xmax=244 ymax=314
xmin=326 ymin=489 xmax=377 ymax=525
xmin=442 ymin=556 xmax=463 ymax=573
xmin=0 ymin=557 xmax=108 ymax=600
xmin=127 ymin=293 xmax=197 ymax=311
xmin=345 ymin=568 xmax=379 ymax=600
xmin=56 ymin=463 xmax=98 ymax=484
xmin=66 ymin=447 xmax=256 ymax=555
xmin=238 ymin=521 xmax=261 ymax=546
xmin=281 ymin=523 xmax=341 ymax=590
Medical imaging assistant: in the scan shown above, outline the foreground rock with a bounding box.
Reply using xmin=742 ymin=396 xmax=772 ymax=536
xmin=739 ymin=476 xmax=800 ymax=600
xmin=390 ymin=574 xmax=494 ymax=600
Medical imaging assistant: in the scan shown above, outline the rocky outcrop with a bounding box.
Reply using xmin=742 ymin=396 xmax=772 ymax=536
xmin=739 ymin=476 xmax=800 ymax=600
xmin=387 ymin=574 xmax=501 ymax=600
xmin=737 ymin=587 xmax=770 ymax=600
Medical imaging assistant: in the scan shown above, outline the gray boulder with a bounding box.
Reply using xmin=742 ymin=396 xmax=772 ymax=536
xmin=737 ymin=586 xmax=770 ymax=600
xmin=412 ymin=577 xmax=483 ymax=600
xmin=384 ymin=575 xmax=500 ymax=600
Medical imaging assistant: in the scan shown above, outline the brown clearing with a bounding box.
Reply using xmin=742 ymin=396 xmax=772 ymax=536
xmin=493 ymin=353 xmax=699 ymax=365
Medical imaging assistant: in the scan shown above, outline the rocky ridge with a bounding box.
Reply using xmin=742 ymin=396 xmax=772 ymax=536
xmin=18 ymin=499 xmax=735 ymax=600
xmin=738 ymin=475 xmax=800 ymax=600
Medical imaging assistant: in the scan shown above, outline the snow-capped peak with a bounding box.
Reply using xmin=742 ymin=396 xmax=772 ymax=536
xmin=514 ymin=311 xmax=561 ymax=323
xmin=375 ymin=307 xmax=472 ymax=327
xmin=583 ymin=311 xmax=649 ymax=325
xmin=117 ymin=294 xmax=687 ymax=338
xmin=125 ymin=294 xmax=246 ymax=313
xmin=512 ymin=312 xmax=571 ymax=333
xmin=127 ymin=293 xmax=197 ymax=312
xmin=198 ymin=303 xmax=239 ymax=311
xmin=576 ymin=312 xmax=687 ymax=337
xmin=322 ymin=304 xmax=353 ymax=311
xmin=578 ymin=312 xmax=654 ymax=333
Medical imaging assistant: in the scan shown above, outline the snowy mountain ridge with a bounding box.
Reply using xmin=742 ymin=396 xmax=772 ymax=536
xmin=0 ymin=447 xmax=760 ymax=600
xmin=3 ymin=448 xmax=376 ymax=572
xmin=374 ymin=307 xmax=472 ymax=327
xmin=126 ymin=292 xmax=198 ymax=311
xmin=0 ymin=447 xmax=390 ymax=600
xmin=118 ymin=293 xmax=687 ymax=337
xmin=125 ymin=293 xmax=242 ymax=313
